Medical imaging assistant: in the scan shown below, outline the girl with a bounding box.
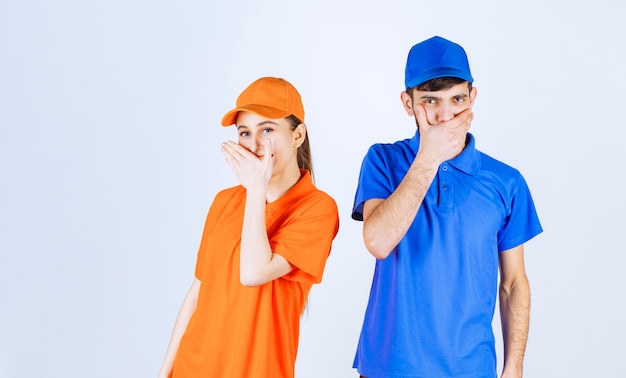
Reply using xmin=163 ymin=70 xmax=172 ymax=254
xmin=158 ymin=77 xmax=339 ymax=378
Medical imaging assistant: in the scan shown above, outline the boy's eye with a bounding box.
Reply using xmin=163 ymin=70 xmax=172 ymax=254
xmin=454 ymin=96 xmax=465 ymax=103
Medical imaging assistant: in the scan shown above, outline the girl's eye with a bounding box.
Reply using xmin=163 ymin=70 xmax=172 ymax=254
xmin=240 ymin=131 xmax=249 ymax=137
xmin=262 ymin=128 xmax=272 ymax=134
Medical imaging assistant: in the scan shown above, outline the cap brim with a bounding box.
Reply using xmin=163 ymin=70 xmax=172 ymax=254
xmin=405 ymin=67 xmax=473 ymax=89
xmin=220 ymin=104 xmax=291 ymax=126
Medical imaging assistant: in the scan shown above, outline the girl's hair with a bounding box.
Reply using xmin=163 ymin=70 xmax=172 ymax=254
xmin=285 ymin=114 xmax=314 ymax=181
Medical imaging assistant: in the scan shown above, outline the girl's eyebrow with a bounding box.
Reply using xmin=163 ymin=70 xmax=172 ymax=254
xmin=237 ymin=120 xmax=278 ymax=130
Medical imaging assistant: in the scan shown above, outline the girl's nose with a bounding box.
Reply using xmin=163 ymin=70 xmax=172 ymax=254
xmin=248 ymin=136 xmax=260 ymax=153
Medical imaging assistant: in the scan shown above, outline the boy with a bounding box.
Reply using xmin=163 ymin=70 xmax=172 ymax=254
xmin=352 ymin=36 xmax=543 ymax=378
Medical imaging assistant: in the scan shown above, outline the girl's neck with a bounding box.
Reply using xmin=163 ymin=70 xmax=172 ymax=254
xmin=266 ymin=164 xmax=302 ymax=203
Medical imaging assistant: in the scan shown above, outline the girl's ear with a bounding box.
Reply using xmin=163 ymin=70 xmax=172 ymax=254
xmin=293 ymin=123 xmax=306 ymax=149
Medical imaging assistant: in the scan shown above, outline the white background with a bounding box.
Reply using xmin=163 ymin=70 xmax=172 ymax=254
xmin=1 ymin=1 xmax=625 ymax=377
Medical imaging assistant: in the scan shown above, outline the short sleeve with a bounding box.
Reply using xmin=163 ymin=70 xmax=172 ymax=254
xmin=352 ymin=145 xmax=394 ymax=221
xmin=194 ymin=191 xmax=229 ymax=280
xmin=271 ymin=195 xmax=339 ymax=284
xmin=497 ymin=174 xmax=543 ymax=251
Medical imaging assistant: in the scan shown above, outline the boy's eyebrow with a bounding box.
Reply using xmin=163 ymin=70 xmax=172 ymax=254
xmin=419 ymin=93 xmax=469 ymax=100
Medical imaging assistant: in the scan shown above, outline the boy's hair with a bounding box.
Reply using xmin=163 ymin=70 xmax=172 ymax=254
xmin=406 ymin=77 xmax=473 ymax=99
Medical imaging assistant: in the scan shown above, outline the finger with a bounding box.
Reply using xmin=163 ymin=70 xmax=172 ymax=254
xmin=220 ymin=142 xmax=234 ymax=159
xmin=414 ymin=104 xmax=430 ymax=129
xmin=221 ymin=141 xmax=244 ymax=156
xmin=447 ymin=108 xmax=474 ymax=130
xmin=221 ymin=141 xmax=248 ymax=169
xmin=263 ymin=139 xmax=273 ymax=170
xmin=222 ymin=141 xmax=256 ymax=163
xmin=465 ymin=111 xmax=474 ymax=132
xmin=460 ymin=109 xmax=474 ymax=132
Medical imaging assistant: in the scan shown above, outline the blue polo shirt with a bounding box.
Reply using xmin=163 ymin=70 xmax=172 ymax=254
xmin=352 ymin=131 xmax=542 ymax=378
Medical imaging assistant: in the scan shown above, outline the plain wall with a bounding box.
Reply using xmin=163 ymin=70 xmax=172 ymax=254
xmin=1 ymin=1 xmax=625 ymax=377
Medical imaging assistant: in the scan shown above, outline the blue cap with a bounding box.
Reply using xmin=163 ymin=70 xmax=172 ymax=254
xmin=404 ymin=36 xmax=473 ymax=90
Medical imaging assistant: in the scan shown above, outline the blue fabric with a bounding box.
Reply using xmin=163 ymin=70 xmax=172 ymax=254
xmin=405 ymin=36 xmax=473 ymax=90
xmin=352 ymin=131 xmax=543 ymax=378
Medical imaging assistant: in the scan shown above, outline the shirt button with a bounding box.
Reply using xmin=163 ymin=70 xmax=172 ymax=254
xmin=442 ymin=165 xmax=448 ymax=172
xmin=443 ymin=184 xmax=448 ymax=190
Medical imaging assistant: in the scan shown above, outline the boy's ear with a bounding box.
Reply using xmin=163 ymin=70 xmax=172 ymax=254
xmin=400 ymin=91 xmax=414 ymax=116
xmin=469 ymin=86 xmax=478 ymax=106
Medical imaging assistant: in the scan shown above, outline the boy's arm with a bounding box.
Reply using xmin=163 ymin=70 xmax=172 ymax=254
xmin=362 ymin=163 xmax=437 ymax=259
xmin=499 ymin=244 xmax=531 ymax=378
xmin=362 ymin=106 xmax=472 ymax=259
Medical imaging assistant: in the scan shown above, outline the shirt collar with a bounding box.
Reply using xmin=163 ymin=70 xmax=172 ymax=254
xmin=266 ymin=169 xmax=314 ymax=209
xmin=409 ymin=129 xmax=481 ymax=175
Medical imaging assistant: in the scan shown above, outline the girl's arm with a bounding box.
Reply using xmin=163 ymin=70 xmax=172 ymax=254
xmin=239 ymin=184 xmax=293 ymax=286
xmin=158 ymin=278 xmax=200 ymax=378
xmin=221 ymin=140 xmax=294 ymax=287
